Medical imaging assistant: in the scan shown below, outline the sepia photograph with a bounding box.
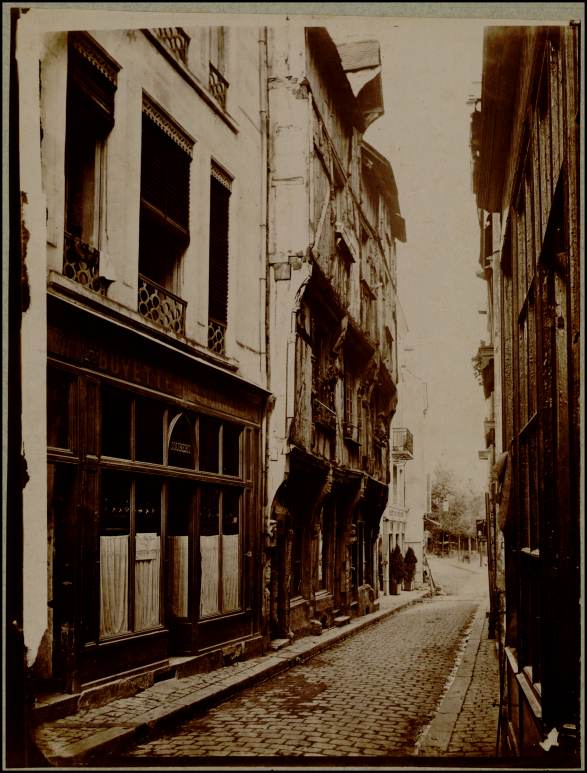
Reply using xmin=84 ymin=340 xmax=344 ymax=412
xmin=3 ymin=2 xmax=584 ymax=770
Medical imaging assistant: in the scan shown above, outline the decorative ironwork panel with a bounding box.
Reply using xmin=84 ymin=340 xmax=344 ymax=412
xmin=138 ymin=274 xmax=186 ymax=336
xmin=63 ymin=231 xmax=106 ymax=295
xmin=208 ymin=318 xmax=226 ymax=355
xmin=209 ymin=62 xmax=229 ymax=110
xmin=154 ymin=28 xmax=190 ymax=65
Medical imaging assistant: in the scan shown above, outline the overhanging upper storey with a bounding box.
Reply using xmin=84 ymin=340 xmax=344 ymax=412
xmin=336 ymin=39 xmax=384 ymax=130
xmin=473 ymin=26 xmax=524 ymax=212
xmin=362 ymin=141 xmax=406 ymax=243
xmin=306 ymin=29 xmax=384 ymax=134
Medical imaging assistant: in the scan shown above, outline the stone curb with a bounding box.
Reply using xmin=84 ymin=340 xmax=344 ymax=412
xmin=416 ymin=603 xmax=488 ymax=756
xmin=40 ymin=590 xmax=430 ymax=765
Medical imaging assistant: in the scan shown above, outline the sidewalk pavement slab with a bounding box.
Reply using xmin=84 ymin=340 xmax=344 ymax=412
xmin=416 ymin=602 xmax=499 ymax=757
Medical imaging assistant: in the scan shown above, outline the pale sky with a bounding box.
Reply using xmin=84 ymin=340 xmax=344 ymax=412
xmin=327 ymin=15 xmax=489 ymax=490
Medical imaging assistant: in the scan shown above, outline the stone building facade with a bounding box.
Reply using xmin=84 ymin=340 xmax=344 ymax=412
xmin=14 ymin=12 xmax=271 ymax=698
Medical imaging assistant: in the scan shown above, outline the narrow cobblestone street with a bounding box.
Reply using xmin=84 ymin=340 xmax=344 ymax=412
xmin=104 ymin=557 xmax=498 ymax=765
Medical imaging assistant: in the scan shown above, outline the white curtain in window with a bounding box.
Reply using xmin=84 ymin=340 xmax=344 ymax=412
xmin=135 ymin=533 xmax=160 ymax=631
xmin=167 ymin=535 xmax=189 ymax=617
xmin=200 ymin=535 xmax=219 ymax=617
xmin=100 ymin=535 xmax=129 ymax=637
xmin=222 ymin=533 xmax=240 ymax=612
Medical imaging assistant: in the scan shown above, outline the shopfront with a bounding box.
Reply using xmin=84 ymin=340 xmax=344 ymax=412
xmin=46 ymin=296 xmax=267 ymax=691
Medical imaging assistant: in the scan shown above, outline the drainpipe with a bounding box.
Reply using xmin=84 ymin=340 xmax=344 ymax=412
xmin=259 ymin=26 xmax=270 ymax=517
xmin=259 ymin=27 xmax=272 ymax=644
xmin=259 ymin=26 xmax=268 ymax=392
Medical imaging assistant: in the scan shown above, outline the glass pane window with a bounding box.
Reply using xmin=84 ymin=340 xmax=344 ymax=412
xmin=200 ymin=487 xmax=220 ymax=617
xmin=100 ymin=472 xmax=130 ymax=637
xmin=99 ymin=473 xmax=163 ymax=638
xmin=139 ymin=106 xmax=191 ymax=297
xmin=65 ymin=104 xmax=105 ymax=247
xmin=47 ymin=368 xmax=74 ymax=449
xmin=101 ymin=385 xmax=131 ymax=459
xmin=208 ymin=168 xmax=231 ymax=354
xmin=101 ymin=471 xmax=131 ymax=536
xmin=135 ymin=397 xmax=164 ymax=464
xmin=134 ymin=477 xmax=162 ymax=631
xmin=222 ymin=423 xmax=241 ymax=476
xmin=221 ymin=488 xmax=240 ymax=612
xmin=168 ymin=412 xmax=195 ymax=469
xmin=199 ymin=486 xmax=241 ymax=617
xmin=199 ymin=416 xmax=220 ymax=472
xmin=167 ymin=481 xmax=192 ymax=618
xmin=63 ymin=34 xmax=118 ymax=293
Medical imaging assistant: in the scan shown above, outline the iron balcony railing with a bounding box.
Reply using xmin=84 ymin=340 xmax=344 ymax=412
xmin=209 ymin=62 xmax=229 ymax=110
xmin=388 ymin=504 xmax=409 ymax=521
xmin=391 ymin=427 xmax=414 ymax=460
xmin=208 ymin=317 xmax=226 ymax=355
xmin=138 ymin=273 xmax=186 ymax=336
xmin=63 ymin=231 xmax=106 ymax=295
xmin=154 ymin=28 xmax=190 ymax=65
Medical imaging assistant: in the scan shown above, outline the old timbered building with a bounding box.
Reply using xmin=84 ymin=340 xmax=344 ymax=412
xmin=472 ymin=24 xmax=581 ymax=760
xmin=265 ymin=27 xmax=406 ymax=640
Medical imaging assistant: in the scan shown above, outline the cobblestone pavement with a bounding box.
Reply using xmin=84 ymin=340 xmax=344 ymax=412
xmin=116 ymin=562 xmax=488 ymax=763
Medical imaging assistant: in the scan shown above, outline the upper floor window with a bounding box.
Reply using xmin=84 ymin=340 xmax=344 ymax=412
xmin=360 ymin=280 xmax=377 ymax=342
xmin=63 ymin=33 xmax=119 ymax=294
xmin=208 ymin=27 xmax=229 ymax=110
xmin=208 ymin=163 xmax=232 ymax=354
xmin=138 ymin=94 xmax=194 ymax=335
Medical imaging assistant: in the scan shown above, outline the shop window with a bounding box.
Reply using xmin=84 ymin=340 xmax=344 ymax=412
xmin=168 ymin=412 xmax=196 ymax=469
xmin=47 ymin=367 xmax=75 ymax=450
xmin=101 ymin=385 xmax=131 ymax=459
xmin=167 ymin=481 xmax=192 ymax=619
xmin=100 ymin=472 xmax=131 ymax=637
xmin=199 ymin=486 xmax=241 ymax=617
xmin=138 ymin=95 xmax=193 ymax=335
xmin=134 ymin=477 xmax=162 ymax=631
xmin=99 ymin=471 xmax=162 ymax=638
xmin=199 ymin=415 xmax=220 ymax=472
xmin=135 ymin=396 xmax=164 ymax=464
xmin=63 ymin=33 xmax=118 ymax=294
xmin=221 ymin=488 xmax=241 ymax=612
xmin=208 ymin=165 xmax=232 ymax=354
xmin=222 ymin=423 xmax=241 ymax=476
